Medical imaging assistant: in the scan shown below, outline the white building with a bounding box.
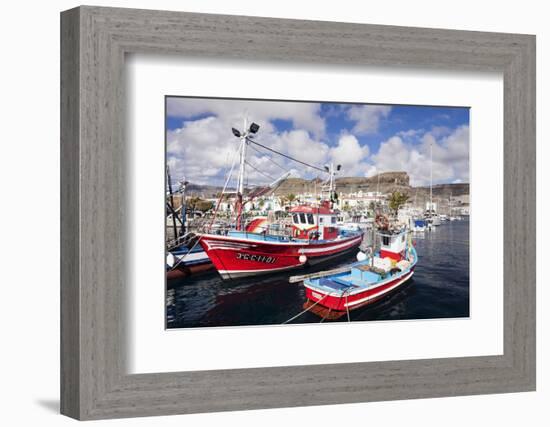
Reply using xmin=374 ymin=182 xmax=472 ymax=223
xmin=338 ymin=191 xmax=385 ymax=210
xmin=426 ymin=201 xmax=438 ymax=212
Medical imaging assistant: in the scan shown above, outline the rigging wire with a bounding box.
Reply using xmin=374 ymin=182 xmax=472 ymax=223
xmin=244 ymin=160 xmax=276 ymax=182
xmin=246 ymin=136 xmax=328 ymax=174
xmin=247 ymin=142 xmax=288 ymax=172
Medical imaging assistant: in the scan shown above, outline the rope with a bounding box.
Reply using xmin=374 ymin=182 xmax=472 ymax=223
xmin=345 ymin=293 xmax=351 ymax=322
xmin=319 ymin=307 xmax=332 ymax=323
xmin=248 ymin=143 xmax=288 ymax=172
xmin=336 ymin=286 xmax=353 ymax=323
xmin=244 ymin=160 xmax=276 ymax=181
xmin=246 ymin=137 xmax=328 ymax=174
xmin=282 ymin=294 xmax=327 ymax=324
xmin=206 ymin=144 xmax=240 ymax=233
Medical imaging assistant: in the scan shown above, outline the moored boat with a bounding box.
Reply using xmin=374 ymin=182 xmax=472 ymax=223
xmin=300 ymin=228 xmax=417 ymax=319
xmin=412 ymin=219 xmax=427 ymax=232
xmin=166 ymin=242 xmax=213 ymax=280
xmin=197 ymin=118 xmax=363 ymax=280
xmin=199 ymin=202 xmax=363 ymax=279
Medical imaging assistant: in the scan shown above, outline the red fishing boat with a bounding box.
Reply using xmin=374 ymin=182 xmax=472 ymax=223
xmin=199 ymin=202 xmax=363 ymax=279
xmin=197 ymin=118 xmax=363 ymax=280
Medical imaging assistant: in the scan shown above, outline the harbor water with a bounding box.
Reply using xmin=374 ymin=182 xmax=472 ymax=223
xmin=166 ymin=219 xmax=470 ymax=328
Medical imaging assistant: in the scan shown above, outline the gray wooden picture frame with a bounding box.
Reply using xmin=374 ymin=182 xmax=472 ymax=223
xmin=60 ymin=5 xmax=536 ymax=420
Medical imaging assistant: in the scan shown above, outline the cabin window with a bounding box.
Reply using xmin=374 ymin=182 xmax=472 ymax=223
xmin=331 ymin=216 xmax=336 ymax=224
xmin=319 ymin=217 xmax=324 ymax=223
xmin=382 ymin=235 xmax=390 ymax=246
xmin=299 ymin=213 xmax=306 ymax=224
xmin=307 ymin=213 xmax=314 ymax=225
xmin=292 ymin=214 xmax=298 ymax=224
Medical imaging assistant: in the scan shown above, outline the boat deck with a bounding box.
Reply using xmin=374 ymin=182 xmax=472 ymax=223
xmin=226 ymin=230 xmax=361 ymax=244
xmin=306 ymin=248 xmax=418 ymax=294
xmin=314 ymin=269 xmax=382 ymax=292
xmin=318 ymin=278 xmax=359 ymax=291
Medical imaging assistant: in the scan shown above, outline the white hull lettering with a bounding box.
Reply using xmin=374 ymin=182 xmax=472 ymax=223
xmin=236 ymin=252 xmax=277 ymax=264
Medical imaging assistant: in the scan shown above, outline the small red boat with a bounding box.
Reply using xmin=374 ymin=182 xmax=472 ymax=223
xmin=300 ymin=228 xmax=417 ymax=319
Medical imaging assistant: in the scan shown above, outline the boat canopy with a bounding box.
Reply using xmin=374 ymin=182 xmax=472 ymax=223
xmin=289 ymin=204 xmax=333 ymax=215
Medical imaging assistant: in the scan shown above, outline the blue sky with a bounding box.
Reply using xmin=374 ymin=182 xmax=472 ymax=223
xmin=166 ymin=97 xmax=469 ymax=187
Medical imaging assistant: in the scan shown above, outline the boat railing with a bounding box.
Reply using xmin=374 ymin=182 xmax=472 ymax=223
xmin=166 ymin=232 xmax=194 ymax=250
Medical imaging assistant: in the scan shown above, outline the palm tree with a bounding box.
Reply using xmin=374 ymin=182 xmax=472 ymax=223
xmin=388 ymin=191 xmax=409 ymax=216
xmin=287 ymin=193 xmax=297 ymax=205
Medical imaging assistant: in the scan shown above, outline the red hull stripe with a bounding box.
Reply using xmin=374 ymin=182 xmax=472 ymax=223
xmin=301 ymin=237 xmax=363 ymax=254
xmin=305 ymin=271 xmax=414 ymax=311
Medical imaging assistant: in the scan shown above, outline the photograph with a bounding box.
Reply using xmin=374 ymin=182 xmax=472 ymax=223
xmin=165 ymin=97 xmax=470 ymax=328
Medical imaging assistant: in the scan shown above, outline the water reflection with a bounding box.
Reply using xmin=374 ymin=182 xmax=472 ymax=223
xmin=167 ymin=220 xmax=470 ymax=328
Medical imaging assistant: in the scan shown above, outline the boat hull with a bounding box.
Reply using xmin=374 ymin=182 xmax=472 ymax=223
xmin=198 ymin=232 xmax=364 ymax=279
xmin=166 ymin=262 xmax=214 ymax=281
xmin=304 ymin=269 xmax=414 ymax=313
xmin=166 ymin=243 xmax=213 ymax=281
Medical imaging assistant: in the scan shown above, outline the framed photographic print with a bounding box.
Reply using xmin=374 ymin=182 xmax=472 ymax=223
xmin=61 ymin=6 xmax=536 ymax=420
xmin=164 ymin=96 xmax=472 ymax=329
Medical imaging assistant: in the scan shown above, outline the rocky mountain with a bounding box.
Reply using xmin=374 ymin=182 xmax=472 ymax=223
xmin=272 ymin=172 xmax=410 ymax=196
xmin=185 ymin=182 xmax=234 ymax=197
xmin=185 ymin=172 xmax=469 ymax=201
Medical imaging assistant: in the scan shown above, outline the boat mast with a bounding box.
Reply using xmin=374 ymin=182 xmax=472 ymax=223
xmin=329 ymin=162 xmax=334 ymax=198
xmin=179 ymin=178 xmax=187 ymax=236
xmin=166 ymin=165 xmax=178 ymax=240
xmin=235 ymin=116 xmax=248 ymax=231
xmin=326 ymin=162 xmax=340 ymax=208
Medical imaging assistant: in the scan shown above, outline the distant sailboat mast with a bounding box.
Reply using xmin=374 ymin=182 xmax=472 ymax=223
xmin=430 ymin=139 xmax=433 ymax=215
xmin=377 ymin=172 xmax=381 ymax=207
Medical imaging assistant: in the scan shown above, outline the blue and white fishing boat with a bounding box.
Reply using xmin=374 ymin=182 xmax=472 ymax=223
xmin=412 ymin=219 xmax=427 ymax=232
xmin=166 ymin=242 xmax=213 ymax=280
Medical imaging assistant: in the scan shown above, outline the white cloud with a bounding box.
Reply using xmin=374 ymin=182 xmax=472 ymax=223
xmin=347 ymin=105 xmax=392 ymax=135
xmin=167 ymin=114 xmax=333 ymax=186
xmin=429 ymin=126 xmax=452 ymax=138
xmin=396 ymin=128 xmax=424 ymax=139
xmin=167 ymin=116 xmax=239 ymax=183
xmin=329 ymin=134 xmax=370 ymax=176
xmin=367 ymin=125 xmax=469 ymax=186
xmin=268 ymin=129 xmax=330 ymax=166
xmin=166 ymin=98 xmax=468 ymax=188
xmin=167 ymin=97 xmax=326 ymax=138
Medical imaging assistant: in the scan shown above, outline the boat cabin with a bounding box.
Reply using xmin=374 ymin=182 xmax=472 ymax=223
xmin=290 ymin=202 xmax=338 ymax=240
xmin=378 ymin=229 xmax=408 ymax=261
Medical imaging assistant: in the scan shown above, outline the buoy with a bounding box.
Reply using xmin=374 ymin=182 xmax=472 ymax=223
xmin=299 ymin=254 xmax=307 ymax=264
xmin=166 ymin=252 xmax=175 ymax=267
xmin=356 ymin=251 xmax=367 ymax=262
